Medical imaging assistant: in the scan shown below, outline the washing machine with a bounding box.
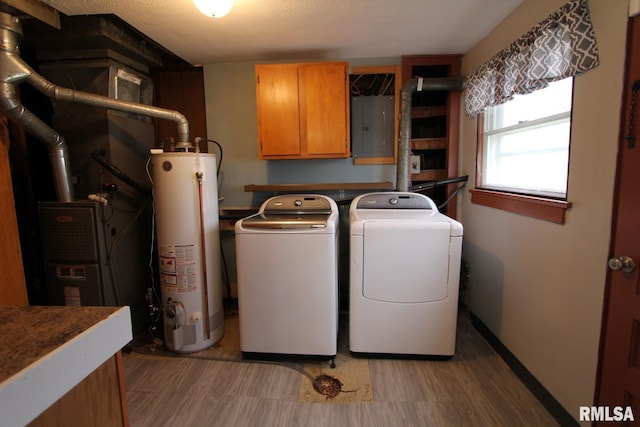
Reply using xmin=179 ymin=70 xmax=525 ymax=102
xmin=349 ymin=192 xmax=463 ymax=356
xmin=235 ymin=194 xmax=339 ymax=360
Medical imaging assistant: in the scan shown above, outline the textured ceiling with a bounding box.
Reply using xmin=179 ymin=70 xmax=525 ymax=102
xmin=37 ymin=0 xmax=524 ymax=65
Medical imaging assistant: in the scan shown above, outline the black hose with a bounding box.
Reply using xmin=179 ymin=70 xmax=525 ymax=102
xmin=91 ymin=150 xmax=151 ymax=195
xmin=334 ymin=175 xmax=470 ymax=207
xmin=206 ymin=139 xmax=224 ymax=177
xmin=127 ymin=338 xmax=331 ymax=392
xmin=201 ymin=139 xmax=230 ymax=298
xmin=220 ymin=241 xmax=232 ymax=299
xmin=408 ymin=175 xmax=469 ymax=192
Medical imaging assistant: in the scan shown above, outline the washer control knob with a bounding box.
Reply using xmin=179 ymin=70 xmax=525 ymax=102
xmin=389 ymin=197 xmax=398 ymax=205
xmin=294 ymin=199 xmax=302 ymax=207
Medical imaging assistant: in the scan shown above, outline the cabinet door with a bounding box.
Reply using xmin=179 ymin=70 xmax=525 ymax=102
xmin=256 ymin=64 xmax=301 ymax=157
xmin=298 ymin=62 xmax=350 ymax=157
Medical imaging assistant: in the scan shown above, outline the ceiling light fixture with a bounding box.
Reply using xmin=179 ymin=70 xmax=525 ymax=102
xmin=194 ymin=0 xmax=234 ymax=18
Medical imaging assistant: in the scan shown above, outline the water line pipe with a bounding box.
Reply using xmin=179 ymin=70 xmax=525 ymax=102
xmin=195 ymin=170 xmax=211 ymax=340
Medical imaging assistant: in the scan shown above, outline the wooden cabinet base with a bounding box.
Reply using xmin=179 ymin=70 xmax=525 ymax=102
xmin=29 ymin=353 xmax=129 ymax=427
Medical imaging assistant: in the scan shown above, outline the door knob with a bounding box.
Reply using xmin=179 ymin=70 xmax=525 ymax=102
xmin=608 ymin=256 xmax=636 ymax=273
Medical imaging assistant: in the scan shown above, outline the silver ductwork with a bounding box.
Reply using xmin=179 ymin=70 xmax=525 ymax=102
xmin=0 ymin=12 xmax=190 ymax=202
xmin=396 ymin=77 xmax=465 ymax=192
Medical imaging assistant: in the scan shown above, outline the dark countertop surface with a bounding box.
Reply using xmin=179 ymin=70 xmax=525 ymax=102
xmin=0 ymin=305 xmax=122 ymax=384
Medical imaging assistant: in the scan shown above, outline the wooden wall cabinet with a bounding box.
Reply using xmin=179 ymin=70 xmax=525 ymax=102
xmin=255 ymin=62 xmax=350 ymax=159
xmin=401 ymin=55 xmax=461 ymax=217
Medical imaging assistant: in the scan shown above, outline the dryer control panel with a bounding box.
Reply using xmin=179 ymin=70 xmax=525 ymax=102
xmin=355 ymin=192 xmax=437 ymax=211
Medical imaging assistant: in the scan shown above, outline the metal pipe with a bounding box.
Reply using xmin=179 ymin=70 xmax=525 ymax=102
xmin=0 ymin=11 xmax=191 ymax=202
xmin=0 ymin=80 xmax=75 ymax=201
xmin=0 ymin=13 xmax=73 ymax=201
xmin=25 ymin=71 xmax=190 ymax=143
xmin=195 ymin=171 xmax=211 ymax=340
xmin=396 ymin=77 xmax=465 ymax=192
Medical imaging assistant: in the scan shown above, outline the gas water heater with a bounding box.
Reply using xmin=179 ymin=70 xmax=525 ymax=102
xmin=151 ymin=150 xmax=225 ymax=352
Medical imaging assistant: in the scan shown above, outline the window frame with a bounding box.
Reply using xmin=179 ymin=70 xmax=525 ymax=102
xmin=470 ymin=112 xmax=572 ymax=224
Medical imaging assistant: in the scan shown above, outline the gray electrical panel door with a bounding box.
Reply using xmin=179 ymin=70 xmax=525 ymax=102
xmin=351 ymin=95 xmax=395 ymax=158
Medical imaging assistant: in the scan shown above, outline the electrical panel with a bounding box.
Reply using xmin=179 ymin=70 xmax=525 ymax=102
xmin=351 ymin=95 xmax=395 ymax=159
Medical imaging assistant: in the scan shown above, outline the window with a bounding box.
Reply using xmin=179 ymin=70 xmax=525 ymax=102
xmin=470 ymin=78 xmax=574 ymax=224
xmin=464 ymin=0 xmax=599 ymax=223
xmin=480 ymin=78 xmax=573 ymax=199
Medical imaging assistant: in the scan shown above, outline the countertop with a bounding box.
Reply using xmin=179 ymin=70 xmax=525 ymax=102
xmin=244 ymin=182 xmax=394 ymax=192
xmin=0 ymin=305 xmax=132 ymax=426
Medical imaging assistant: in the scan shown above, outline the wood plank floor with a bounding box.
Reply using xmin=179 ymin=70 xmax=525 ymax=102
xmin=123 ymin=309 xmax=559 ymax=426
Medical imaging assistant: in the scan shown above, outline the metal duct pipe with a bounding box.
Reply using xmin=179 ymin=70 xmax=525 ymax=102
xmin=0 ymin=13 xmax=75 ymax=201
xmin=396 ymin=77 xmax=465 ymax=192
xmin=0 ymin=12 xmax=190 ymax=202
xmin=25 ymin=72 xmax=190 ymax=142
xmin=0 ymin=85 xmax=75 ymax=201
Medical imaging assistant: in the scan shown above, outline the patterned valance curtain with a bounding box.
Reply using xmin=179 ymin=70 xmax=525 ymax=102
xmin=464 ymin=0 xmax=599 ymax=117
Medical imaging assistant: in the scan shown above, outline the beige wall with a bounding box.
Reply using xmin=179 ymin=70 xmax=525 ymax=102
xmin=201 ymin=58 xmax=399 ymax=208
xmin=459 ymin=0 xmax=628 ymax=420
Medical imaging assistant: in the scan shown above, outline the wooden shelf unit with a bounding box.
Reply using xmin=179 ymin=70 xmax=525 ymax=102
xmin=401 ymin=55 xmax=461 ymax=218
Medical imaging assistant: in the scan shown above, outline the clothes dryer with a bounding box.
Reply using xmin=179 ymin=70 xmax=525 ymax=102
xmin=349 ymin=192 xmax=463 ymax=356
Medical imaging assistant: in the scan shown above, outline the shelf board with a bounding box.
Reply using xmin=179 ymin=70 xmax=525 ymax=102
xmin=411 ymin=105 xmax=447 ymax=118
xmin=411 ymin=170 xmax=448 ymax=181
xmin=411 ymin=138 xmax=447 ymax=150
xmin=244 ymin=182 xmax=394 ymax=192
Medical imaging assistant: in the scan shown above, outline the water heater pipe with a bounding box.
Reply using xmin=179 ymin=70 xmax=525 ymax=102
xmin=0 ymin=12 xmax=190 ymax=202
xmin=396 ymin=77 xmax=465 ymax=192
xmin=195 ymin=170 xmax=211 ymax=340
